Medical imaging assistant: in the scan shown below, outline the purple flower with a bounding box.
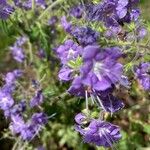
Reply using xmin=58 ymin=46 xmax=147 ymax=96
xmin=56 ymin=39 xmax=82 ymax=64
xmin=68 ymin=76 xmax=85 ymax=97
xmin=20 ymin=113 xmax=48 ymax=140
xmin=95 ymin=90 xmax=124 ymax=113
xmin=5 ymin=69 xmax=23 ymax=85
xmin=81 ymin=45 xmax=124 ymax=91
xmin=10 ymin=37 xmax=27 ymax=63
xmin=0 ymin=0 xmax=14 ymax=20
xmin=70 ymin=5 xmax=83 ymax=19
xmin=75 ymin=119 xmax=122 ymax=147
xmin=30 ymin=90 xmax=44 ymax=107
xmin=0 ymin=90 xmax=14 ymax=110
xmin=10 ymin=112 xmax=48 ymax=141
xmin=20 ymin=123 xmax=38 ymax=140
xmin=71 ymin=26 xmax=99 ymax=46
xmin=135 ymin=62 xmax=150 ymax=90
xmin=58 ymin=67 xmax=73 ymax=81
xmin=61 ymin=16 xmax=73 ymax=32
xmin=86 ymin=0 xmax=140 ymax=29
xmin=137 ymin=27 xmax=147 ymax=40
xmin=10 ymin=115 xmax=26 ymax=134
xmin=130 ymin=8 xmax=140 ymax=21
xmin=31 ymin=112 xmax=48 ymax=125
xmin=48 ymin=16 xmax=58 ymax=26
xmin=14 ymin=0 xmax=46 ymax=10
xmin=35 ymin=0 xmax=46 ymax=9
xmin=11 ymin=100 xmax=26 ymax=116
xmin=75 ymin=113 xmax=87 ymax=125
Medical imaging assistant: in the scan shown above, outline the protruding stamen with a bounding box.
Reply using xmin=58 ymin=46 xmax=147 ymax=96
xmin=85 ymin=90 xmax=89 ymax=111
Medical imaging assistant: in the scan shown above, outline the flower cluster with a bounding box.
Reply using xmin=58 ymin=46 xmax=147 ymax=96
xmin=0 ymin=69 xmax=48 ymax=140
xmin=0 ymin=0 xmax=48 ymax=20
xmin=75 ymin=113 xmax=121 ymax=147
xmin=56 ymin=0 xmax=149 ymax=148
xmin=10 ymin=36 xmax=27 ymax=63
xmin=86 ymin=0 xmax=140 ymax=32
xmin=0 ymin=0 xmax=14 ymax=20
xmin=14 ymin=0 xmax=47 ymax=10
xmin=0 ymin=33 xmax=50 ymax=141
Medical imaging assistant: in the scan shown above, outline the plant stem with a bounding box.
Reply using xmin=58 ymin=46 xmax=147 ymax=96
xmin=32 ymin=0 xmax=35 ymax=11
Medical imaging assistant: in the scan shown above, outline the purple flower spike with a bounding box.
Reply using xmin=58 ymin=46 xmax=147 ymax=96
xmin=86 ymin=0 xmax=140 ymax=29
xmin=75 ymin=119 xmax=122 ymax=147
xmin=0 ymin=90 xmax=14 ymax=110
xmin=135 ymin=62 xmax=150 ymax=91
xmin=10 ymin=37 xmax=27 ymax=63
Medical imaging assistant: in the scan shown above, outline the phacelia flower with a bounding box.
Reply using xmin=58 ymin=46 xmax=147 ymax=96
xmin=10 ymin=112 xmax=48 ymax=141
xmin=70 ymin=5 xmax=83 ymax=19
xmin=75 ymin=113 xmax=87 ymax=125
xmin=5 ymin=69 xmax=23 ymax=85
xmin=14 ymin=0 xmax=46 ymax=10
xmin=31 ymin=112 xmax=48 ymax=125
xmin=86 ymin=0 xmax=140 ymax=30
xmin=61 ymin=16 xmax=73 ymax=33
xmin=137 ymin=27 xmax=147 ymax=40
xmin=68 ymin=76 xmax=85 ymax=97
xmin=95 ymin=89 xmax=124 ymax=113
xmin=11 ymin=100 xmax=26 ymax=116
xmin=81 ymin=45 xmax=124 ymax=91
xmin=0 ymin=0 xmax=14 ymax=20
xmin=135 ymin=62 xmax=150 ymax=90
xmin=10 ymin=36 xmax=27 ymax=63
xmin=30 ymin=90 xmax=44 ymax=107
xmin=56 ymin=39 xmax=82 ymax=65
xmin=0 ymin=90 xmax=14 ymax=110
xmin=75 ymin=118 xmax=122 ymax=147
xmin=10 ymin=115 xmax=26 ymax=134
xmin=71 ymin=26 xmax=99 ymax=46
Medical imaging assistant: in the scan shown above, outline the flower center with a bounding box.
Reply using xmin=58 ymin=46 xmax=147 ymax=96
xmin=67 ymin=49 xmax=75 ymax=59
xmin=93 ymin=62 xmax=110 ymax=79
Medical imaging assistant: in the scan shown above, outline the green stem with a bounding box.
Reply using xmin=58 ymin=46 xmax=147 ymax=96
xmin=32 ymin=0 xmax=35 ymax=11
xmin=28 ymin=41 xmax=33 ymax=63
xmin=38 ymin=0 xmax=64 ymax=20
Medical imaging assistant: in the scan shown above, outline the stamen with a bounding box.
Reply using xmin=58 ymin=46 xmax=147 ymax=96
xmin=90 ymin=94 xmax=95 ymax=104
xmin=96 ymin=95 xmax=107 ymax=112
xmin=108 ymin=94 xmax=113 ymax=116
xmin=85 ymin=90 xmax=89 ymax=111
